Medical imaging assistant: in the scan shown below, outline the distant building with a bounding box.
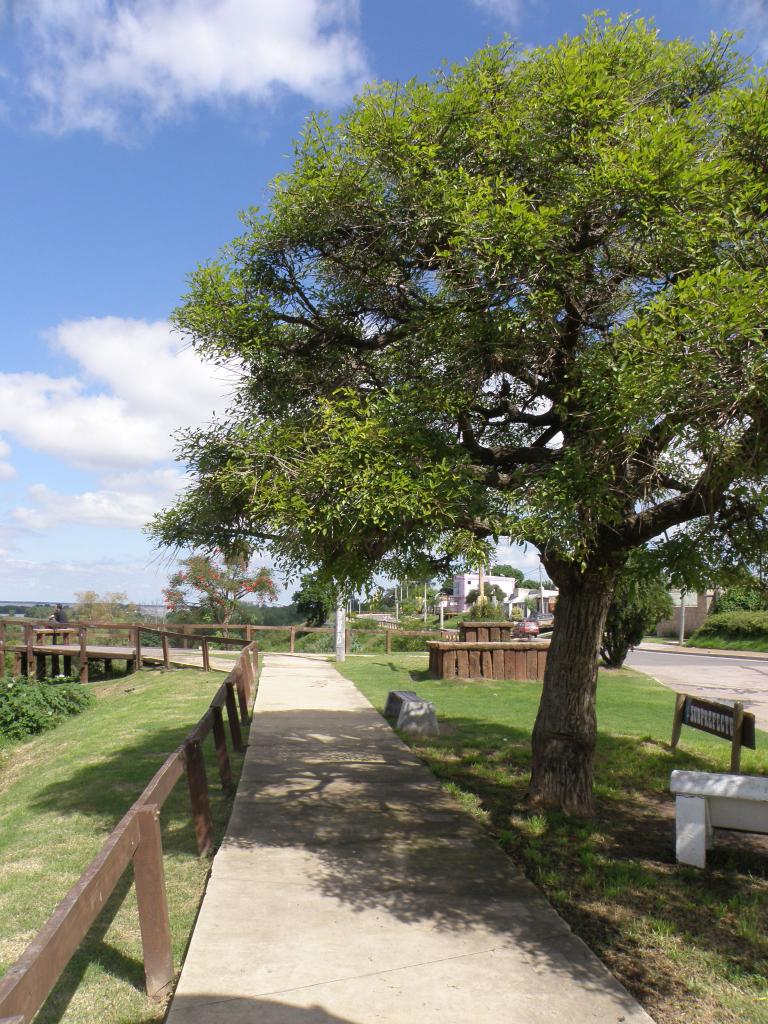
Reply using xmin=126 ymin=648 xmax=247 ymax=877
xmin=449 ymin=574 xmax=558 ymax=615
xmin=655 ymin=591 xmax=715 ymax=638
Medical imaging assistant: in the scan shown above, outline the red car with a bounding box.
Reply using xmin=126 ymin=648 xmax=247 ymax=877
xmin=513 ymin=619 xmax=540 ymax=638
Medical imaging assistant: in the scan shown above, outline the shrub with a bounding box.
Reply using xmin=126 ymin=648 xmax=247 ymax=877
xmin=710 ymin=586 xmax=768 ymax=614
xmin=692 ymin=611 xmax=768 ymax=639
xmin=0 ymin=678 xmax=93 ymax=740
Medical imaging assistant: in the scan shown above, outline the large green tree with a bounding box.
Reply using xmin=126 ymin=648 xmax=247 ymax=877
xmin=151 ymin=17 xmax=768 ymax=814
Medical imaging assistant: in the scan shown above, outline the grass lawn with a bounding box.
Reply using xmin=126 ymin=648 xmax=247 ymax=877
xmin=0 ymin=666 xmax=246 ymax=1024
xmin=686 ymin=635 xmax=768 ymax=654
xmin=338 ymin=654 xmax=768 ymax=1024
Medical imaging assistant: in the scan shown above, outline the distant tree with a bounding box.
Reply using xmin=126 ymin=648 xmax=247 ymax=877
xmin=164 ymin=553 xmax=276 ymax=627
xmin=711 ymin=581 xmax=768 ymax=614
xmin=293 ymin=572 xmax=334 ymax=626
xmin=466 ymin=583 xmax=507 ymax=606
xmin=600 ymin=553 xmax=674 ymax=668
xmin=491 ymin=565 xmax=524 ymax=583
xmin=73 ymin=591 xmax=138 ymax=623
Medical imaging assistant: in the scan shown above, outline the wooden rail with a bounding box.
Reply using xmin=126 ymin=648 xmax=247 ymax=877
xmin=0 ymin=618 xmax=461 ymax=680
xmin=0 ymin=641 xmax=259 ymax=1024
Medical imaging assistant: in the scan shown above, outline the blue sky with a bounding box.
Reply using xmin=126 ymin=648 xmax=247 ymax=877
xmin=0 ymin=0 xmax=764 ymax=604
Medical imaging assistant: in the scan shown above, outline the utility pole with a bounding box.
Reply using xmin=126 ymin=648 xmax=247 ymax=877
xmin=439 ymin=600 xmax=444 ymax=630
xmin=539 ymin=564 xmax=545 ymax=615
xmin=423 ymin=581 xmax=428 ymax=624
xmin=335 ymin=595 xmax=346 ymax=662
xmin=478 ymin=564 xmax=485 ymax=607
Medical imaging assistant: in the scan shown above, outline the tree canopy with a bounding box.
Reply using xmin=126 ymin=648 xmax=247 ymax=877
xmin=600 ymin=551 xmax=674 ymax=667
xmin=151 ymin=16 xmax=768 ymax=812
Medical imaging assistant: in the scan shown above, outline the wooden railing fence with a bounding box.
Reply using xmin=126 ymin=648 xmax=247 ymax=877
xmin=0 ymin=619 xmax=460 ymax=681
xmin=0 ymin=641 xmax=259 ymax=1024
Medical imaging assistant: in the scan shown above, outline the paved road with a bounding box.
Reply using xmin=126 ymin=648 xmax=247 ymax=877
xmin=626 ymin=649 xmax=768 ymax=731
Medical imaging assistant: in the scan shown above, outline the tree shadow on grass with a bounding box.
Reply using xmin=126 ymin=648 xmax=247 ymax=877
xmin=23 ymin=700 xmax=768 ymax=1022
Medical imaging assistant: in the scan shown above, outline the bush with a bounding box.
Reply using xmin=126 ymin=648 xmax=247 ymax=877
xmin=692 ymin=611 xmax=768 ymax=639
xmin=0 ymin=678 xmax=93 ymax=740
xmin=710 ymin=586 xmax=768 ymax=614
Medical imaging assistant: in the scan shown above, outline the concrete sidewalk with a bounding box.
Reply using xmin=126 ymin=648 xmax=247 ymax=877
xmin=166 ymin=654 xmax=653 ymax=1024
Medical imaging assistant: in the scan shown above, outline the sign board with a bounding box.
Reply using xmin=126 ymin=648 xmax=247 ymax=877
xmin=671 ymin=693 xmax=756 ymax=772
xmin=681 ymin=696 xmax=755 ymax=749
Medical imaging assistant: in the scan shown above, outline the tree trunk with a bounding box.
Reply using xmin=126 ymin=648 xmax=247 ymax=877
xmin=529 ymin=563 xmax=615 ymax=816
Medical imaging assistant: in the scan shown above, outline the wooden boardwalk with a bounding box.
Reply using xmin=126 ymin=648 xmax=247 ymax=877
xmin=3 ymin=638 xmax=228 ymax=679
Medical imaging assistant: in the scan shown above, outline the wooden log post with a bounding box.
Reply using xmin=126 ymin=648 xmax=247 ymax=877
xmin=670 ymin=693 xmax=686 ymax=749
xmin=184 ymin=740 xmax=213 ymax=857
xmin=51 ymin=627 xmax=60 ymax=676
xmin=36 ymin=654 xmax=46 ymax=681
xmin=133 ymin=625 xmax=142 ymax=673
xmin=386 ymin=630 xmax=392 ymax=655
xmin=245 ymin=625 xmax=253 ymax=643
xmin=133 ymin=807 xmax=174 ymax=1000
xmin=225 ymin=683 xmax=244 ymax=752
xmin=24 ymin=623 xmax=34 ymax=680
xmin=234 ymin=665 xmax=250 ymax=726
xmin=78 ymin=628 xmax=88 ymax=684
xmin=211 ymin=706 xmax=233 ymax=791
xmin=201 ymin=638 xmax=211 ymax=673
xmin=161 ymin=632 xmax=170 ymax=670
xmin=63 ymin=655 xmax=72 ymax=677
xmin=0 ymin=621 xmax=6 ymax=675
xmin=731 ymin=702 xmax=745 ymax=774
xmin=289 ymin=625 xmax=296 ymax=654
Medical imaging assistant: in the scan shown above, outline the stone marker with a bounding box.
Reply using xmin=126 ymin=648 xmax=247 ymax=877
xmin=385 ymin=689 xmax=439 ymax=737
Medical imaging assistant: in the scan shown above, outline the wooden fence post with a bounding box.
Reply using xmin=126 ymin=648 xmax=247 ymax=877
xmin=133 ymin=807 xmax=174 ymax=1000
xmin=184 ymin=740 xmax=213 ymax=856
xmin=161 ymin=632 xmax=170 ymax=670
xmin=240 ymin=654 xmax=253 ymax=703
xmin=133 ymin=625 xmax=142 ymax=673
xmin=201 ymin=638 xmax=211 ymax=672
xmin=289 ymin=625 xmax=296 ymax=654
xmin=386 ymin=630 xmax=392 ymax=655
xmin=25 ymin=623 xmax=34 ymax=679
xmin=0 ymin=621 xmax=5 ymax=674
xmin=78 ymin=628 xmax=88 ymax=685
xmin=670 ymin=693 xmax=686 ymax=749
xmin=51 ymin=626 xmax=60 ymax=677
xmin=225 ymin=683 xmax=244 ymax=752
xmin=731 ymin=702 xmax=745 ymax=774
xmin=211 ymin=707 xmax=233 ymax=791
xmin=245 ymin=625 xmax=253 ymax=643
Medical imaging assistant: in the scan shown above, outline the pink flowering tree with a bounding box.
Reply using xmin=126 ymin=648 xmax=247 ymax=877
xmin=164 ymin=552 xmax=277 ymax=628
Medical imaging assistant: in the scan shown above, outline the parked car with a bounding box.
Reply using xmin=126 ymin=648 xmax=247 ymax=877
xmin=534 ymin=613 xmax=555 ymax=631
xmin=512 ymin=618 xmax=540 ymax=638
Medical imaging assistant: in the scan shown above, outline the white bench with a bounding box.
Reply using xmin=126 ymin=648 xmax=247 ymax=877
xmin=384 ymin=690 xmax=439 ymax=737
xmin=670 ymin=769 xmax=768 ymax=867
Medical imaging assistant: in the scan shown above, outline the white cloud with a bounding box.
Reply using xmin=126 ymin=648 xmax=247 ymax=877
xmin=715 ymin=1 xmax=768 ymax=57
xmin=11 ymin=0 xmax=368 ymax=137
xmin=0 ymin=554 xmax=168 ymax=602
xmin=0 ymin=317 xmax=230 ymax=469
xmin=0 ymin=438 xmax=16 ymax=480
xmin=469 ymin=0 xmax=522 ymax=22
xmin=12 ymin=482 xmax=169 ymax=530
